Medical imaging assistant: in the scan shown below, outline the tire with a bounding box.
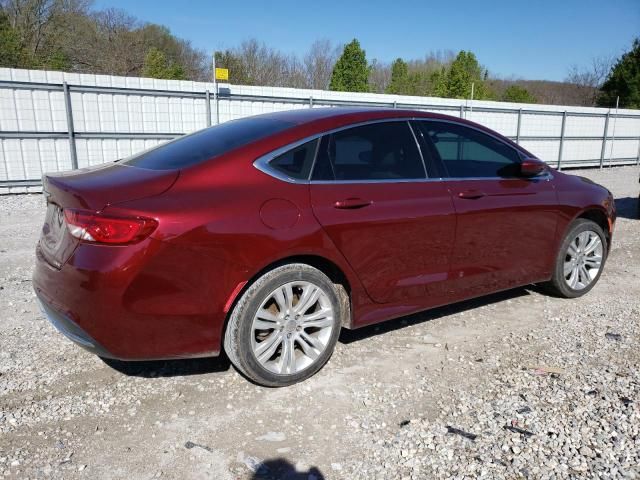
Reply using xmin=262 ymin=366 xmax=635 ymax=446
xmin=544 ymin=219 xmax=607 ymax=298
xmin=224 ymin=263 xmax=343 ymax=387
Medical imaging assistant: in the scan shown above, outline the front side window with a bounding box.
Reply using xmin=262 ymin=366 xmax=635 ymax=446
xmin=416 ymin=121 xmax=521 ymax=178
xmin=312 ymin=122 xmax=425 ymax=181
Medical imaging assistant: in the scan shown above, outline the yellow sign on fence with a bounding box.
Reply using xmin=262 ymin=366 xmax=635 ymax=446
xmin=215 ymin=68 xmax=229 ymax=81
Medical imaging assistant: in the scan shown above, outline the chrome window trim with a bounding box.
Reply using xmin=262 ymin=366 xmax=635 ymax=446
xmin=252 ymin=116 xmax=546 ymax=185
xmin=307 ymin=173 xmax=554 ymax=185
xmin=412 ymin=118 xmax=524 ymax=161
xmin=253 ymin=117 xmax=427 ymax=184
xmin=406 ymin=121 xmax=429 ymax=179
xmin=253 ymin=136 xmax=322 ymax=184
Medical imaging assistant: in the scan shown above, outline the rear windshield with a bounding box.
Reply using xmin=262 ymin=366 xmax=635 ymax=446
xmin=122 ymin=117 xmax=295 ymax=170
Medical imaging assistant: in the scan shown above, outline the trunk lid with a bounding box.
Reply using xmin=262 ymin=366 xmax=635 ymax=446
xmin=39 ymin=163 xmax=178 ymax=268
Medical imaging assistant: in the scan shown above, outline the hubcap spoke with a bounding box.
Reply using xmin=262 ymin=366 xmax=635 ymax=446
xmin=256 ymin=309 xmax=280 ymax=322
xmin=584 ymin=256 xmax=601 ymax=268
xmin=584 ymin=235 xmax=599 ymax=254
xmin=253 ymin=318 xmax=278 ymax=330
xmin=294 ymin=286 xmax=320 ymax=315
xmin=568 ymin=267 xmax=579 ymax=289
xmin=275 ymin=284 xmax=295 ymax=312
xmin=279 ymin=337 xmax=296 ymax=374
xmin=301 ymin=316 xmax=334 ymax=329
xmin=301 ymin=307 xmax=332 ymax=322
xmin=299 ymin=330 xmax=324 ymax=351
xmin=563 ymin=261 xmax=574 ymax=276
xmin=580 ymin=265 xmax=592 ymax=284
xmin=255 ymin=331 xmax=283 ymax=362
xmin=577 ymin=232 xmax=588 ymax=250
xmin=251 ymin=280 xmax=335 ymax=375
xmin=296 ymin=333 xmax=320 ymax=360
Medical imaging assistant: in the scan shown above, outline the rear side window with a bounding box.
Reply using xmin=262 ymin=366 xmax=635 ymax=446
xmin=122 ymin=117 xmax=295 ymax=170
xmin=415 ymin=121 xmax=521 ymax=178
xmin=268 ymin=139 xmax=318 ymax=180
xmin=312 ymin=122 xmax=425 ymax=181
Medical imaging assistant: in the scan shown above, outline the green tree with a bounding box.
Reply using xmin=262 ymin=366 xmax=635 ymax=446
xmin=142 ymin=47 xmax=186 ymax=80
xmin=329 ymin=39 xmax=369 ymax=92
xmin=598 ymin=38 xmax=640 ymax=108
xmin=386 ymin=58 xmax=409 ymax=94
xmin=42 ymin=50 xmax=71 ymax=71
xmin=0 ymin=10 xmax=25 ymax=67
xmin=430 ymin=67 xmax=449 ymax=97
xmin=443 ymin=50 xmax=491 ymax=99
xmin=502 ymin=85 xmax=537 ymax=103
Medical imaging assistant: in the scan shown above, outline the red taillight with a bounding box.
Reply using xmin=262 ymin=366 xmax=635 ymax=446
xmin=64 ymin=209 xmax=158 ymax=245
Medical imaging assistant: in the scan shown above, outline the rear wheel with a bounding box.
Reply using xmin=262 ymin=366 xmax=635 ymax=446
xmin=545 ymin=219 xmax=607 ymax=298
xmin=224 ymin=264 xmax=342 ymax=387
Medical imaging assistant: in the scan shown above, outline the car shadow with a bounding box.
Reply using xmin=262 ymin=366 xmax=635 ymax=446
xmin=101 ymin=354 xmax=231 ymax=378
xmin=249 ymin=458 xmax=324 ymax=479
xmin=614 ymin=196 xmax=639 ymax=220
xmin=339 ymin=286 xmax=533 ymax=344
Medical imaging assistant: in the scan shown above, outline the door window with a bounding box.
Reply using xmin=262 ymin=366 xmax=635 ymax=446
xmin=416 ymin=121 xmax=521 ymax=178
xmin=312 ymin=122 xmax=426 ymax=181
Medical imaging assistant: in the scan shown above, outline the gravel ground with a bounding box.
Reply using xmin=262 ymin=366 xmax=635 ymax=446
xmin=0 ymin=166 xmax=639 ymax=480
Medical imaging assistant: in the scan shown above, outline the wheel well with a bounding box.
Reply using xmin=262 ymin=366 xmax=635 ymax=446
xmin=577 ymin=209 xmax=610 ymax=247
xmin=257 ymin=255 xmax=352 ymax=293
xmin=221 ymin=255 xmax=353 ymax=340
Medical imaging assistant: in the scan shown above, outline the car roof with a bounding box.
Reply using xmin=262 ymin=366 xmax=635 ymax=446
xmin=254 ymin=107 xmax=437 ymax=125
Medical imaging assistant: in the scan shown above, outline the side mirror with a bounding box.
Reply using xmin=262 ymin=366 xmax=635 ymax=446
xmin=520 ymin=158 xmax=547 ymax=177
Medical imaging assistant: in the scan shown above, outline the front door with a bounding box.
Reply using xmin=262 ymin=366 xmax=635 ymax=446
xmin=413 ymin=120 xmax=558 ymax=300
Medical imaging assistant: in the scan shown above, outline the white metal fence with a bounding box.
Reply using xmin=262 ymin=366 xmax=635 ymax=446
xmin=1 ymin=67 xmax=640 ymax=193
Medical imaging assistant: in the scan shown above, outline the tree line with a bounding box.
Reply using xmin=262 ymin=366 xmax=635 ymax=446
xmin=323 ymin=38 xmax=639 ymax=108
xmin=1 ymin=1 xmax=638 ymax=108
xmin=0 ymin=0 xmax=209 ymax=80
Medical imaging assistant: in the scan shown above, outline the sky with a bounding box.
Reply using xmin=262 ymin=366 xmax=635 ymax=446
xmin=94 ymin=0 xmax=639 ymax=82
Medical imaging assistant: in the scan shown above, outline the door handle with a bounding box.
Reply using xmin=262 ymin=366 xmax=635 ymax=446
xmin=333 ymin=198 xmax=373 ymax=209
xmin=458 ymin=190 xmax=486 ymax=200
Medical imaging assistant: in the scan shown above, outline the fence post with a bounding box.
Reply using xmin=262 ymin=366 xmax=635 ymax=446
xmin=459 ymin=104 xmax=464 ymax=118
xmin=516 ymin=108 xmax=522 ymax=144
xmin=599 ymin=112 xmax=610 ymax=169
xmin=214 ymin=86 xmax=220 ymax=125
xmin=557 ymin=111 xmax=567 ymax=170
xmin=62 ymin=82 xmax=78 ymax=170
xmin=309 ymin=96 xmax=313 ymax=108
xmin=205 ymin=90 xmax=211 ymax=127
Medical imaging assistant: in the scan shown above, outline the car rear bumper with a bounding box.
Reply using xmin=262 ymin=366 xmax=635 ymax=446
xmin=32 ymin=237 xmax=247 ymax=361
xmin=36 ymin=294 xmax=115 ymax=358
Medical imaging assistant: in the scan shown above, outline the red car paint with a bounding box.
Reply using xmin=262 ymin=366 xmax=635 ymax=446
xmin=32 ymin=108 xmax=616 ymax=360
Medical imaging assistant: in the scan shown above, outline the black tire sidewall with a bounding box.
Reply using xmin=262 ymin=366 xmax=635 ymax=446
xmin=234 ymin=265 xmax=342 ymax=387
xmin=552 ymin=219 xmax=607 ymax=298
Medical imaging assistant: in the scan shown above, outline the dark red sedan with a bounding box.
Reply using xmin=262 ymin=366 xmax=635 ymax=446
xmin=33 ymin=108 xmax=615 ymax=386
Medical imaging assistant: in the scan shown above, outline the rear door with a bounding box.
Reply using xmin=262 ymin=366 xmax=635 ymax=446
xmin=309 ymin=121 xmax=456 ymax=304
xmin=413 ymin=120 xmax=558 ymax=298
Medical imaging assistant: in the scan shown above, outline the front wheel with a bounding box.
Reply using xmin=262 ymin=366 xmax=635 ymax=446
xmin=224 ymin=264 xmax=342 ymax=387
xmin=544 ymin=219 xmax=607 ymax=298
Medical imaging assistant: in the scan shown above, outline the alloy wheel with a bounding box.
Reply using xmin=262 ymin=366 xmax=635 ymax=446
xmin=563 ymin=230 xmax=603 ymax=290
xmin=250 ymin=281 xmax=335 ymax=375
